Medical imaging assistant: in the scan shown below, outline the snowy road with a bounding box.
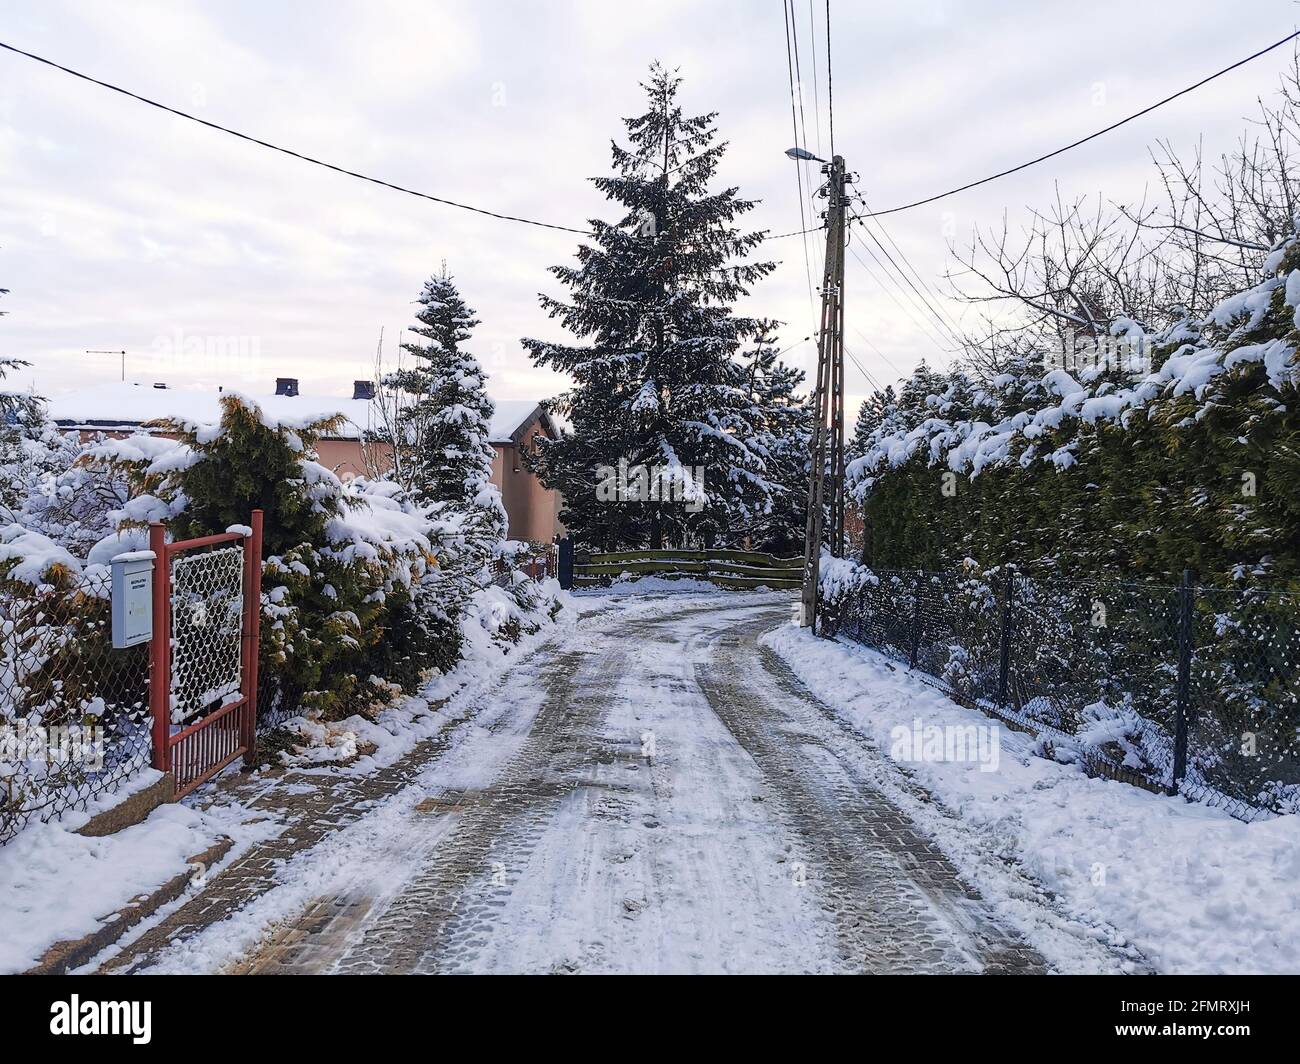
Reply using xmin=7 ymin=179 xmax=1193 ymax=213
xmin=138 ymin=592 xmax=1126 ymax=974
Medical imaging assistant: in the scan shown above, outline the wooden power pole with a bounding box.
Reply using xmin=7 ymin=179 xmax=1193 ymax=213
xmin=800 ymin=154 xmax=848 ymax=630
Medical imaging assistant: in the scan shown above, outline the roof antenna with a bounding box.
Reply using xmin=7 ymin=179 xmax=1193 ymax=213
xmin=86 ymin=349 xmax=126 ymax=381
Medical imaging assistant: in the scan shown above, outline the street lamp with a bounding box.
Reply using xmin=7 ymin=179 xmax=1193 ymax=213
xmin=785 ymin=146 xmax=826 ymax=163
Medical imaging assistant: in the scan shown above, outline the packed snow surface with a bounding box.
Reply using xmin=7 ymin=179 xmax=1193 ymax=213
xmin=763 ymin=623 xmax=1300 ymax=974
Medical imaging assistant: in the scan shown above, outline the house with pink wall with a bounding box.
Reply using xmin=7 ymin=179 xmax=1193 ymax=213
xmin=47 ymin=378 xmax=565 ymax=545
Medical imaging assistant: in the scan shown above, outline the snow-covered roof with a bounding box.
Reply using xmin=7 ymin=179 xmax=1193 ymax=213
xmin=487 ymin=399 xmax=548 ymax=444
xmin=45 ymin=383 xmax=371 ymax=437
xmin=46 ymin=383 xmax=551 ymax=443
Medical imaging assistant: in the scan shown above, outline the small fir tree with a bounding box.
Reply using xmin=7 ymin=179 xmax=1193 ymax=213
xmin=385 ymin=269 xmax=506 ymax=562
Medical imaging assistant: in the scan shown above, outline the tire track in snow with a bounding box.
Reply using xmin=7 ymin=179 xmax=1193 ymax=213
xmin=327 ymin=600 xmax=838 ymax=973
xmin=222 ymin=593 xmax=1127 ymax=974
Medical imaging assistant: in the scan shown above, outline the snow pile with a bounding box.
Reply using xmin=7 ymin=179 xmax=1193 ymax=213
xmin=764 ymin=623 xmax=1300 ymax=973
xmin=273 ymin=717 xmax=361 ymax=766
xmin=451 ymin=577 xmax=570 ymax=679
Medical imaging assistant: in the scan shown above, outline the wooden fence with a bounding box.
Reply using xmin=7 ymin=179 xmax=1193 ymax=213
xmin=570 ymin=548 xmax=803 ymax=591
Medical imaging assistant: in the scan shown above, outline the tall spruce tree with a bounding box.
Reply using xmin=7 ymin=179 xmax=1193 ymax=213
xmin=385 ymin=269 xmax=506 ymax=558
xmin=525 ymin=64 xmax=775 ymax=549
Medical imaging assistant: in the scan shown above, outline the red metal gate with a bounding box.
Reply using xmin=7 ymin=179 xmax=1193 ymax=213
xmin=149 ymin=511 xmax=263 ymax=798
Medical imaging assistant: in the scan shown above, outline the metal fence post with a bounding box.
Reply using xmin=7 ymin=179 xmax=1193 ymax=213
xmin=997 ymin=570 xmax=1014 ymax=704
xmin=908 ymin=573 xmax=922 ymax=668
xmin=148 ymin=521 xmax=170 ymax=774
xmin=1170 ymin=567 xmax=1195 ymax=795
xmin=241 ymin=510 xmax=263 ymax=769
xmin=558 ymin=537 xmax=574 ymax=590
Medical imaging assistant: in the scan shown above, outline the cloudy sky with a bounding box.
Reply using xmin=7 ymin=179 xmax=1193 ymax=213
xmin=1 ymin=0 xmax=1297 ymax=418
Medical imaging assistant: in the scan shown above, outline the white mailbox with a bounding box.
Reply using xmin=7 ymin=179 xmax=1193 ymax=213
xmin=111 ymin=550 xmax=155 ymax=649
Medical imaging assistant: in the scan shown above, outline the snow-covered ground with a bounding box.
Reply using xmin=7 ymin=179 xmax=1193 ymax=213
xmin=106 ymin=590 xmax=1097 ymax=974
xmin=0 ymin=792 xmax=266 ymax=973
xmin=9 ymin=586 xmax=1293 ymax=975
xmin=136 ymin=592 xmax=847 ymax=974
xmin=0 ymin=578 xmax=573 ymax=973
xmin=763 ymin=622 xmax=1300 ymax=974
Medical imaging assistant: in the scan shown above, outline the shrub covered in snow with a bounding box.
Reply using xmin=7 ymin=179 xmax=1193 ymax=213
xmin=17 ymin=430 xmax=129 ymax=558
xmin=83 ymin=394 xmax=460 ymax=721
xmin=66 ymin=392 xmax=569 ymax=732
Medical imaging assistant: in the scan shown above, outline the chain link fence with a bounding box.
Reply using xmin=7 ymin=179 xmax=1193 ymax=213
xmin=0 ymin=570 xmax=151 ymax=844
xmin=1 ymin=533 xmax=729 ymax=844
xmin=825 ymin=567 xmax=1300 ymax=822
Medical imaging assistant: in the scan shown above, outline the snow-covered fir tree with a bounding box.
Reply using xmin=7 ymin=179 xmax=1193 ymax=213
xmin=849 ymin=384 xmax=895 ymax=463
xmin=384 ymin=269 xmax=506 ymax=560
xmin=0 ymin=285 xmax=48 ymax=521
xmin=525 ymin=64 xmax=775 ymax=550
xmin=730 ymin=329 xmax=811 ymax=553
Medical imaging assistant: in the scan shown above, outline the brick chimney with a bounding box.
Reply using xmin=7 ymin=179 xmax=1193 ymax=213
xmin=275 ymin=377 xmax=299 ymax=397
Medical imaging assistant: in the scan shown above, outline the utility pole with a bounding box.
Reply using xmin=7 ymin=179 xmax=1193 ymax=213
xmin=799 ymin=154 xmax=848 ymax=631
xmin=87 ymin=349 xmax=126 ymax=381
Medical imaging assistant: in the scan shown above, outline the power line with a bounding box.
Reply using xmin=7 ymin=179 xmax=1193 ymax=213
xmin=765 ymin=224 xmax=824 ymax=239
xmin=848 ymin=322 xmax=906 ymax=380
xmin=1 ymin=36 xmax=818 ymax=248
xmin=782 ymin=2 xmax=818 ymax=316
xmin=843 ymin=344 xmax=885 ymax=393
xmin=850 ymin=205 xmax=966 ymax=340
xmin=846 ymin=239 xmax=958 ymax=361
xmin=862 ymin=29 xmax=1300 ymax=218
xmin=851 ymin=213 xmax=966 ymax=349
xmin=772 ymin=30 xmax=1300 ymax=236
xmin=789 ymin=3 xmax=813 ymax=165
xmin=0 ymin=39 xmax=596 ymax=236
xmin=806 ymin=0 xmax=823 ymax=159
xmin=825 ymin=0 xmax=835 ymax=156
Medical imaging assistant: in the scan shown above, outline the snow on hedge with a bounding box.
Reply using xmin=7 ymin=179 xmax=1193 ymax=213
xmin=817 ymin=551 xmax=877 ymax=607
xmin=0 ymin=525 xmax=82 ymax=586
xmin=849 ymin=231 xmax=1300 ymax=492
